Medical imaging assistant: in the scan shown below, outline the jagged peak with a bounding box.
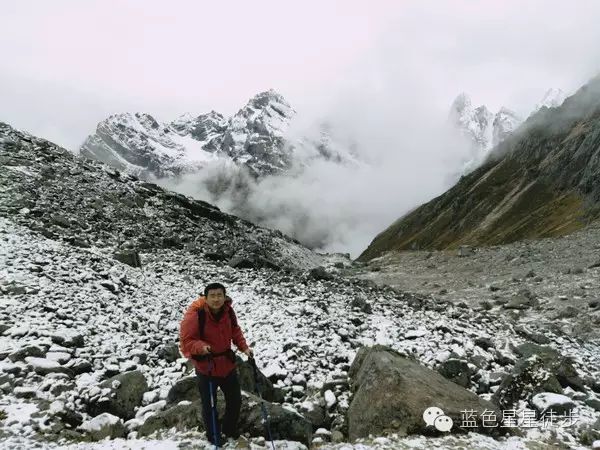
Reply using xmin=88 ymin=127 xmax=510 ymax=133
xmin=171 ymin=110 xmax=225 ymax=125
xmin=99 ymin=112 xmax=161 ymax=132
xmin=240 ymin=89 xmax=293 ymax=115
xmin=534 ymin=88 xmax=567 ymax=112
xmin=495 ymin=107 xmax=521 ymax=119
xmin=450 ymin=92 xmax=472 ymax=111
xmin=250 ymin=88 xmax=290 ymax=105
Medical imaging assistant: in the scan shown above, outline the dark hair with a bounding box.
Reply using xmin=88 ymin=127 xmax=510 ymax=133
xmin=204 ymin=282 xmax=226 ymax=297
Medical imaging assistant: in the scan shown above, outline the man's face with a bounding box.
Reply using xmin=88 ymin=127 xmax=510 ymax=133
xmin=206 ymin=288 xmax=226 ymax=310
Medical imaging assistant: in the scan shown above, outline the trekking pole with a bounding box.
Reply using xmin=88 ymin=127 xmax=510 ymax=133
xmin=207 ymin=355 xmax=220 ymax=449
xmin=249 ymin=356 xmax=276 ymax=450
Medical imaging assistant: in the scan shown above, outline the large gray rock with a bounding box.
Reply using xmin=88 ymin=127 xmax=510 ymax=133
xmin=236 ymin=357 xmax=284 ymax=403
xmin=166 ymin=376 xmax=198 ymax=405
xmin=347 ymin=345 xmax=501 ymax=439
xmin=437 ymin=359 xmax=472 ymax=388
xmin=113 ymin=249 xmax=142 ymax=268
xmin=8 ymin=345 xmax=46 ymax=362
xmin=239 ymin=391 xmax=312 ymax=445
xmin=493 ymin=344 xmax=585 ymax=410
xmin=137 ymin=400 xmax=201 ymax=437
xmin=88 ymin=370 xmax=148 ymax=420
xmin=78 ymin=413 xmax=126 ymax=441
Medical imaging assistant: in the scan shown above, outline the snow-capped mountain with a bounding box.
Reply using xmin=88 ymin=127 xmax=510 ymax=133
xmin=533 ymin=88 xmax=567 ymax=113
xmin=80 ymin=112 xmax=224 ymax=179
xmin=80 ymin=90 xmax=358 ymax=180
xmin=449 ymin=93 xmax=522 ymax=155
xmin=450 ymin=88 xmax=568 ymax=174
xmin=492 ymin=107 xmax=522 ymax=147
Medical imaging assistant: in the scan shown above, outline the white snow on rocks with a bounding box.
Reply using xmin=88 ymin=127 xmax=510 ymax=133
xmin=1 ymin=212 xmax=599 ymax=448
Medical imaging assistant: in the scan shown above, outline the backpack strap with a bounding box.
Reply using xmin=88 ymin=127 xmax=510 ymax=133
xmin=197 ymin=308 xmax=206 ymax=339
xmin=228 ymin=307 xmax=238 ymax=329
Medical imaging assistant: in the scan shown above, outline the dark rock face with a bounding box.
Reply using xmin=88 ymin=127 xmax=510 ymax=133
xmin=359 ymin=74 xmax=600 ymax=260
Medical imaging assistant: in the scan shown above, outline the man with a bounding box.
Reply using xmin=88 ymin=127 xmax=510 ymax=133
xmin=179 ymin=282 xmax=252 ymax=446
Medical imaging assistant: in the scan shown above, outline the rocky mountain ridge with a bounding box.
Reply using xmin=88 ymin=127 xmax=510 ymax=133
xmin=80 ymin=90 xmax=359 ymax=180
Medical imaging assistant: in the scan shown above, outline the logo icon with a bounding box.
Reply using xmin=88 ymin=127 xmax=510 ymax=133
xmin=423 ymin=406 xmax=453 ymax=432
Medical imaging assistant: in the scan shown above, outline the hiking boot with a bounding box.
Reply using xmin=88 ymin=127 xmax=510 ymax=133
xmin=205 ymin=433 xmax=225 ymax=448
xmin=223 ymin=430 xmax=240 ymax=440
xmin=233 ymin=435 xmax=251 ymax=449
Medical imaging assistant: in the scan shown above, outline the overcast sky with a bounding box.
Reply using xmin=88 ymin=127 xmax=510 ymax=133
xmin=2 ymin=0 xmax=600 ymax=150
xmin=2 ymin=1 xmax=600 ymax=256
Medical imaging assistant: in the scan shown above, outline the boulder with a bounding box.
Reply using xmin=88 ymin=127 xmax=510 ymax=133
xmin=137 ymin=400 xmax=201 ymax=437
xmin=239 ymin=391 xmax=312 ymax=445
xmin=8 ymin=345 xmax=46 ymax=362
xmin=166 ymin=376 xmax=198 ymax=405
xmin=529 ymin=393 xmax=576 ymax=415
xmin=437 ymin=359 xmax=472 ymax=388
xmin=236 ymin=357 xmax=284 ymax=403
xmin=493 ymin=344 xmax=585 ymax=410
xmin=347 ymin=345 xmax=501 ymax=439
xmin=88 ymin=370 xmax=148 ymax=419
xmin=78 ymin=413 xmax=126 ymax=441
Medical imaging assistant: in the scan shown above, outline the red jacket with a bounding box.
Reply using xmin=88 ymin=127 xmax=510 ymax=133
xmin=179 ymin=295 xmax=248 ymax=377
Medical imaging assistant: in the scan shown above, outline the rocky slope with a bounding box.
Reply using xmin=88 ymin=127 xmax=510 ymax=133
xmin=0 ymin=121 xmax=321 ymax=272
xmin=80 ymin=90 xmax=358 ymax=180
xmin=352 ymin=222 xmax=600 ymax=340
xmin=2 ymin=123 xmax=600 ymax=448
xmin=359 ymin=75 xmax=600 ymax=261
